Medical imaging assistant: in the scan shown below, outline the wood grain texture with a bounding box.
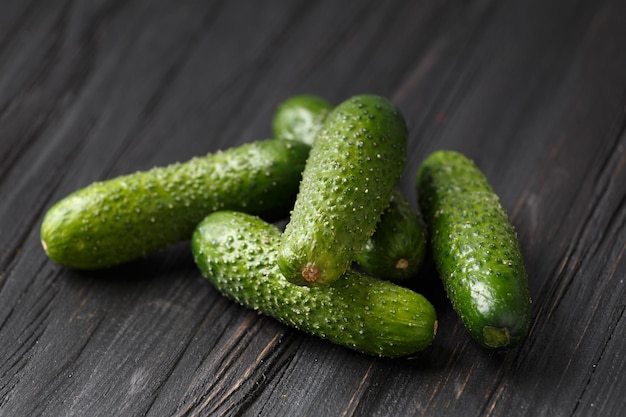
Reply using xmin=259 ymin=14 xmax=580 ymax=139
xmin=1 ymin=0 xmax=626 ymax=416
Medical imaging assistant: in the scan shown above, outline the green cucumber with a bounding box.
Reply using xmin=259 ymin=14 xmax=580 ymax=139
xmin=271 ymin=94 xmax=333 ymax=145
xmin=41 ymin=139 xmax=310 ymax=270
xmin=416 ymin=150 xmax=531 ymax=348
xmin=272 ymin=94 xmax=428 ymax=284
xmin=278 ymin=94 xmax=408 ymax=287
xmin=192 ymin=210 xmax=437 ymax=358
xmin=355 ymin=190 xmax=427 ymax=283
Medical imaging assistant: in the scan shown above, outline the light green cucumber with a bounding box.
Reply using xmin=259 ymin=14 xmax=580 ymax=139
xmin=271 ymin=94 xmax=333 ymax=145
xmin=41 ymin=139 xmax=310 ymax=270
xmin=416 ymin=150 xmax=531 ymax=348
xmin=192 ymin=210 xmax=438 ymax=358
xmin=355 ymin=190 xmax=427 ymax=283
xmin=277 ymin=94 xmax=408 ymax=287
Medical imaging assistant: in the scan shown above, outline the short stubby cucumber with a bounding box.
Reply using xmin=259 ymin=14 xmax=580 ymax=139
xmin=271 ymin=94 xmax=333 ymax=145
xmin=278 ymin=94 xmax=408 ymax=287
xmin=41 ymin=139 xmax=310 ymax=270
xmin=272 ymin=95 xmax=427 ymax=284
xmin=416 ymin=150 xmax=531 ymax=348
xmin=356 ymin=190 xmax=427 ymax=283
xmin=192 ymin=210 xmax=438 ymax=358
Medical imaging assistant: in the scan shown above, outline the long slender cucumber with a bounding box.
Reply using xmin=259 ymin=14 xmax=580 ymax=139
xmin=277 ymin=94 xmax=408 ymax=287
xmin=416 ymin=150 xmax=531 ymax=348
xmin=41 ymin=139 xmax=310 ymax=270
xmin=192 ymin=210 xmax=438 ymax=358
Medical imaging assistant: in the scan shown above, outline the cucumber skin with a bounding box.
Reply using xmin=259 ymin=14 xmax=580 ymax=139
xmin=278 ymin=94 xmax=408 ymax=287
xmin=192 ymin=210 xmax=437 ymax=358
xmin=356 ymin=190 xmax=427 ymax=283
xmin=271 ymin=95 xmax=333 ymax=145
xmin=41 ymin=139 xmax=310 ymax=270
xmin=416 ymin=150 xmax=531 ymax=348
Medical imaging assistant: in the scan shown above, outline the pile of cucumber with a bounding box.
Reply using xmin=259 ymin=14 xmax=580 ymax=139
xmin=40 ymin=94 xmax=531 ymax=357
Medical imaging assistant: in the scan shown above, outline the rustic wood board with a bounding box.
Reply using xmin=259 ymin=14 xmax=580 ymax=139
xmin=1 ymin=0 xmax=625 ymax=415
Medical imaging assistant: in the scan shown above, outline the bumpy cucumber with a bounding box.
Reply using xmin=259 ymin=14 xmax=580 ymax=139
xmin=278 ymin=94 xmax=408 ymax=287
xmin=41 ymin=139 xmax=310 ymax=270
xmin=272 ymin=95 xmax=427 ymax=284
xmin=271 ymin=94 xmax=333 ymax=145
xmin=355 ymin=190 xmax=427 ymax=283
xmin=416 ymin=150 xmax=531 ymax=348
xmin=192 ymin=210 xmax=437 ymax=358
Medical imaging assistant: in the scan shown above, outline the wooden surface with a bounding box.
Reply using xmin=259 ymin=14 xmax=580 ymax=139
xmin=1 ymin=0 xmax=626 ymax=416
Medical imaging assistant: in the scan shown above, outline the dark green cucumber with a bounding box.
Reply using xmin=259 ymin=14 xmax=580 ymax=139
xmin=192 ymin=210 xmax=437 ymax=358
xmin=278 ymin=94 xmax=408 ymax=287
xmin=355 ymin=190 xmax=427 ymax=283
xmin=272 ymin=94 xmax=427 ymax=284
xmin=271 ymin=94 xmax=333 ymax=145
xmin=41 ymin=139 xmax=310 ymax=270
xmin=416 ymin=150 xmax=531 ymax=348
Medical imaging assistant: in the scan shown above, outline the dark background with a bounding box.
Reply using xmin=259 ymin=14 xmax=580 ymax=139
xmin=1 ymin=0 xmax=626 ymax=416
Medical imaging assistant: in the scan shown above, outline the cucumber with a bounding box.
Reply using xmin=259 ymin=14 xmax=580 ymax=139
xmin=271 ymin=94 xmax=333 ymax=145
xmin=355 ymin=190 xmax=427 ymax=283
xmin=192 ymin=210 xmax=437 ymax=358
xmin=272 ymin=94 xmax=428 ymax=284
xmin=41 ymin=139 xmax=310 ymax=270
xmin=416 ymin=150 xmax=531 ymax=348
xmin=278 ymin=94 xmax=408 ymax=287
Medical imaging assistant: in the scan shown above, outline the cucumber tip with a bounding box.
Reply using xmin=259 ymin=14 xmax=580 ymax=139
xmin=302 ymin=263 xmax=320 ymax=283
xmin=482 ymin=326 xmax=510 ymax=348
xmin=395 ymin=258 xmax=409 ymax=270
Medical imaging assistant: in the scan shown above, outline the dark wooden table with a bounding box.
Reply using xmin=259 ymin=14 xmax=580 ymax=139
xmin=2 ymin=0 xmax=626 ymax=416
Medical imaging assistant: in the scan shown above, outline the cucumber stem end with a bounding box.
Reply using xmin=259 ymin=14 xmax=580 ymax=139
xmin=482 ymin=326 xmax=510 ymax=348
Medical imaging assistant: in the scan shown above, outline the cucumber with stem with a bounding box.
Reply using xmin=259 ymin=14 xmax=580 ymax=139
xmin=416 ymin=150 xmax=531 ymax=348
